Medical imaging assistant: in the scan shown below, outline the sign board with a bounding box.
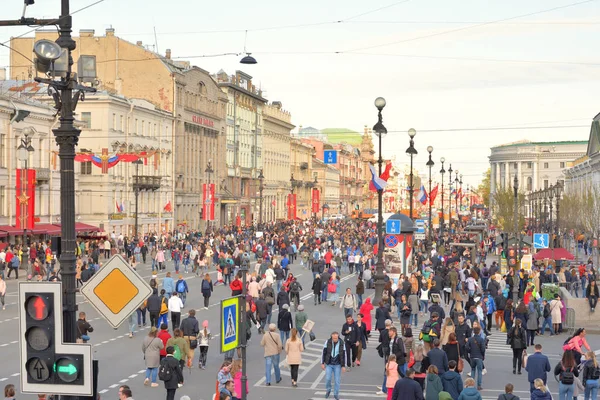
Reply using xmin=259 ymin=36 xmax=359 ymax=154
xmin=521 ymin=254 xmax=533 ymax=271
xmin=533 ymin=233 xmax=549 ymax=249
xmin=221 ymin=296 xmax=240 ymax=353
xmin=80 ymin=254 xmax=152 ymax=329
xmin=385 ymin=235 xmax=399 ymax=248
xmin=323 ymin=150 xmax=338 ymax=164
xmin=19 ymin=282 xmax=93 ymax=396
xmin=255 ymin=232 xmax=264 ymax=238
xmin=302 ymin=319 xmax=315 ymax=333
xmin=386 ymin=219 xmax=401 ymax=235
xmin=414 ymin=233 xmax=426 ymax=240
xmin=415 ymin=219 xmax=426 ymax=234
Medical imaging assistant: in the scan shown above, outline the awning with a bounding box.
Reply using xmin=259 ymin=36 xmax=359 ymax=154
xmin=29 ymin=223 xmax=62 ymax=236
xmin=0 ymin=231 xmax=7 ymax=238
xmin=0 ymin=225 xmax=24 ymax=235
xmin=75 ymin=222 xmax=101 ymax=233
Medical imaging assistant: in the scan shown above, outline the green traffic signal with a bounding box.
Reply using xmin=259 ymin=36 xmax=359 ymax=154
xmin=58 ymin=364 xmax=77 ymax=375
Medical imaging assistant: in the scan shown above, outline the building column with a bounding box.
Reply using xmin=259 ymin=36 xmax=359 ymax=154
xmin=517 ymin=161 xmax=522 ymax=184
xmin=495 ymin=162 xmax=500 ymax=190
xmin=533 ymin=161 xmax=538 ymax=191
xmin=504 ymin=162 xmax=510 ymax=188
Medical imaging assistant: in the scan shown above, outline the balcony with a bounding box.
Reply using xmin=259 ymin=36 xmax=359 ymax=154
xmin=35 ymin=168 xmax=51 ymax=182
xmin=132 ymin=175 xmax=161 ymax=191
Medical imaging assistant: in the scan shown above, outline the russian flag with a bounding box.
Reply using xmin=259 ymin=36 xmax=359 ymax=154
xmin=369 ymin=162 xmax=392 ymax=192
xmin=369 ymin=164 xmax=388 ymax=191
xmin=417 ymin=185 xmax=428 ymax=205
xmin=120 ymin=202 xmax=125 ymax=212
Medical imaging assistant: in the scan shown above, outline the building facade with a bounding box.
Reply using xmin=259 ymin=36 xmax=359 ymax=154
xmin=262 ymin=102 xmax=294 ymax=222
xmin=312 ymin=159 xmax=340 ymax=216
xmin=290 ymin=139 xmax=316 ymax=219
xmin=0 ymin=95 xmax=61 ymax=232
xmin=72 ymin=92 xmax=174 ymax=236
xmin=563 ymin=115 xmax=600 ymax=192
xmin=489 ymin=140 xmax=588 ymax=197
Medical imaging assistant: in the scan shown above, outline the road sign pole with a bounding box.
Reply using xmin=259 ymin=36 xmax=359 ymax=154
xmin=240 ymin=264 xmax=248 ymax=400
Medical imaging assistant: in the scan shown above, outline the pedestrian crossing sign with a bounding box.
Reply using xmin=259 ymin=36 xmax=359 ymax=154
xmin=221 ymin=296 xmax=240 ymax=353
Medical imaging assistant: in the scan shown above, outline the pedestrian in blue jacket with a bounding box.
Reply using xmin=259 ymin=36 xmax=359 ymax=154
xmin=525 ymin=344 xmax=551 ymax=393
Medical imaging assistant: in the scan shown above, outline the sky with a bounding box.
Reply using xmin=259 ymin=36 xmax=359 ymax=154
xmin=0 ymin=0 xmax=598 ymax=187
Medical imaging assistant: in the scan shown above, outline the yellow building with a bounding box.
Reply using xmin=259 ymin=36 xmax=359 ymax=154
xmin=262 ymin=102 xmax=294 ymax=222
xmin=10 ymin=29 xmax=228 ymax=230
xmin=290 ymin=140 xmax=316 ymax=219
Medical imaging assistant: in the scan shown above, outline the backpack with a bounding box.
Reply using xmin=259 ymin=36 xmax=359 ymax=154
xmin=202 ymin=280 xmax=211 ymax=291
xmin=158 ymin=360 xmax=173 ymax=381
xmin=172 ymin=344 xmax=182 ymax=361
xmin=543 ymin=304 xmax=550 ymax=319
xmin=290 ymin=282 xmax=300 ymax=292
xmin=592 ymin=366 xmax=600 ymax=380
xmin=419 ymin=321 xmax=438 ymax=342
xmin=177 ymin=281 xmax=185 ymax=293
xmin=560 ymin=364 xmax=574 ymax=385
xmin=160 ymin=298 xmax=168 ymax=314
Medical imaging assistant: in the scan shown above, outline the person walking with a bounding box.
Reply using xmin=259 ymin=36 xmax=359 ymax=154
xmin=180 ymin=309 xmax=199 ymax=362
xmin=428 ymin=338 xmax=449 ymax=375
xmin=582 ymin=351 xmax=600 ymax=400
xmin=341 ymin=315 xmax=359 ymax=369
xmin=442 ymin=333 xmax=461 ymax=372
xmin=355 ymin=313 xmax=368 ymax=366
xmin=0 ymin=275 xmax=6 ymax=310
xmin=197 ymin=320 xmax=211 ymax=369
xmin=426 ymin=365 xmax=444 ymax=400
xmin=340 ymin=288 xmax=358 ymax=318
xmin=142 ymin=327 xmax=164 ymax=387
xmin=159 ymin=345 xmax=184 ymax=400
xmin=201 ymin=273 xmax=213 ymax=310
xmin=157 ymin=323 xmax=172 ymax=362
xmin=587 ymin=280 xmax=599 ymax=312
xmin=507 ymin=318 xmax=527 ymax=375
xmin=525 ymin=344 xmax=551 ymax=394
xmin=550 ymin=294 xmax=563 ymax=335
xmin=295 ymin=305 xmax=308 ymax=346
xmin=376 ymin=301 xmax=392 ymax=333
xmin=531 ymin=379 xmax=552 ymax=400
xmin=385 ymin=354 xmax=400 ymax=400
xmin=526 ymin=301 xmax=539 ymax=346
xmin=285 ymin=328 xmax=304 ymax=387
xmin=457 ymin=378 xmax=482 ymax=400
xmin=158 ymin=289 xmax=169 ymax=328
xmin=166 ymin=328 xmax=190 ymax=373
xmin=465 ymin=326 xmax=485 ymax=390
xmin=76 ymin=312 xmax=94 ymax=343
xmin=391 ymin=368 xmax=423 ymax=400
xmin=147 ymin=289 xmax=161 ymax=328
xmin=321 ymin=331 xmax=347 ymax=400
xmin=278 ymin=304 xmax=293 ymax=346
xmin=175 ymin=275 xmax=188 ymax=306
xmin=497 ymin=383 xmax=520 ymax=400
xmin=359 ymin=298 xmax=374 ymax=336
xmin=168 ymin=292 xmax=184 ymax=332
xmin=554 ymin=350 xmax=578 ymax=400
xmin=312 ymin=274 xmax=322 ymax=305
xmin=260 ymin=323 xmax=282 ymax=386
xmin=441 ymin=360 xmax=464 ymax=400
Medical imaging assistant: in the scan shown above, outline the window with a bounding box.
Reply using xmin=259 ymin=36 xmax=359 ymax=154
xmin=112 ymin=113 xmax=116 ymax=130
xmin=527 ymin=162 xmax=532 ymax=169
xmin=544 ymin=179 xmax=549 ymax=189
xmin=560 ymin=162 xmax=565 ymax=168
xmin=527 ymin=177 xmax=532 ymax=191
xmin=544 ymin=162 xmax=549 ymax=169
xmin=0 ymin=186 xmax=4 ymax=216
xmin=513 ymin=162 xmax=518 ymax=169
xmin=81 ymin=161 xmax=92 ymax=175
xmin=81 ymin=112 xmax=92 ymax=128
xmin=120 ymin=115 xmax=124 ymax=132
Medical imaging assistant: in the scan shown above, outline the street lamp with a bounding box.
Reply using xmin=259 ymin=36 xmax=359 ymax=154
xmin=290 ymin=173 xmax=295 ymax=194
xmin=205 ymin=160 xmax=214 ymax=231
xmin=448 ymin=164 xmax=453 ymax=232
xmin=454 ymin=170 xmax=459 ymax=227
xmin=554 ymin=182 xmax=563 ymax=247
xmin=313 ymin=175 xmax=318 ymax=221
xmin=513 ymin=174 xmax=519 ymax=261
xmin=132 ymin=159 xmax=143 ymax=240
xmin=459 ymin=174 xmax=463 ymax=212
xmin=258 ymin=169 xmax=264 ymax=227
xmin=17 ymin=128 xmax=35 ymax=246
xmin=373 ymin=96 xmax=387 ymax=305
xmin=439 ymin=157 xmax=446 ymax=236
xmin=548 ymin=184 xmax=554 ymax=241
xmin=426 ymin=146 xmax=434 ymax=244
xmin=406 ymin=128 xmax=417 ymax=220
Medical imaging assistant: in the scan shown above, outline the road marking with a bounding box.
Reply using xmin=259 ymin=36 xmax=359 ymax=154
xmin=0 ymin=378 xmax=7 ymax=382
xmin=119 ymin=379 xmax=128 ymax=383
xmin=310 ymin=371 xmax=326 ymax=389
xmin=99 ymin=389 xmax=108 ymax=394
xmin=128 ymin=374 xmax=138 ymax=378
xmin=10 ymin=373 xmax=19 ymax=376
xmin=109 ymin=384 xmax=119 ymax=388
xmin=138 ymin=369 xmax=145 ymax=373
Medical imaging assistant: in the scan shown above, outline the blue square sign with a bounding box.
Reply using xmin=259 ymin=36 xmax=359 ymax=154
xmin=533 ymin=233 xmax=549 ymax=249
xmin=415 ymin=219 xmax=425 ymax=234
xmin=324 ymin=150 xmax=338 ymax=164
xmin=386 ymin=219 xmax=401 ymax=235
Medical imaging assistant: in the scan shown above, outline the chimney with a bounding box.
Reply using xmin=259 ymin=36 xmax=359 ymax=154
xmin=106 ymin=27 xmax=115 ymax=36
xmin=165 ymin=49 xmax=171 ymax=59
xmin=79 ymin=29 xmax=95 ymax=37
xmin=136 ymin=41 xmax=143 ymax=47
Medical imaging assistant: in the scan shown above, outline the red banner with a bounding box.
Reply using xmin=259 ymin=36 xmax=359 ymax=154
xmin=202 ymin=183 xmax=215 ymax=221
xmin=287 ymin=193 xmax=297 ymax=219
xmin=16 ymin=169 xmax=36 ymax=229
xmin=311 ymin=188 xmax=320 ymax=214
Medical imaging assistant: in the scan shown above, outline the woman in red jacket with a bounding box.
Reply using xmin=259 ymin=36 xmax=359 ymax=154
xmin=229 ymin=275 xmax=243 ymax=296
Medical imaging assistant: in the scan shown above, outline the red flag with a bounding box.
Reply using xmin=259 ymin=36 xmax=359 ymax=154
xmin=116 ymin=201 xmax=121 ymax=212
xmin=429 ymin=185 xmax=439 ymax=204
xmin=457 ymin=188 xmax=462 ymax=199
xmin=16 ymin=169 xmax=35 ymax=229
xmin=271 ymin=200 xmax=276 ymax=207
xmin=312 ymin=188 xmax=320 ymax=213
xmin=163 ymin=201 xmax=172 ymax=212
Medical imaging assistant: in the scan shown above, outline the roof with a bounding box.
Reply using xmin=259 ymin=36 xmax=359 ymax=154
xmin=491 ymin=139 xmax=588 ymax=149
xmin=320 ymin=128 xmax=362 ymax=146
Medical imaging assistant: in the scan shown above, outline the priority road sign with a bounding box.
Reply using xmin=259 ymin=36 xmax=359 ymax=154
xmin=533 ymin=233 xmax=549 ymax=249
xmin=80 ymin=254 xmax=152 ymax=329
xmin=221 ymin=296 xmax=240 ymax=353
xmin=323 ymin=150 xmax=338 ymax=164
xmin=19 ymin=282 xmax=93 ymax=396
xmin=386 ymin=219 xmax=401 ymax=235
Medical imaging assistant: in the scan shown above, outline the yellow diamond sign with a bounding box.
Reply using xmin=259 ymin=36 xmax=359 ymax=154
xmin=81 ymin=254 xmax=152 ymax=328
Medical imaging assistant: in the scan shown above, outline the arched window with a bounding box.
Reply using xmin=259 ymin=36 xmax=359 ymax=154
xmin=199 ymin=81 xmax=207 ymax=95
xmin=527 ymin=176 xmax=532 ymax=191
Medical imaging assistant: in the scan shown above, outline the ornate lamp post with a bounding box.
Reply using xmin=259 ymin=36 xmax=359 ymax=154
xmin=373 ymin=96 xmax=387 ymax=305
xmin=132 ymin=159 xmax=143 ymax=240
xmin=16 ymin=130 xmax=35 ymax=246
xmin=290 ymin=173 xmax=295 ymax=194
xmin=313 ymin=175 xmax=319 ymax=221
xmin=426 ymin=146 xmax=434 ymax=243
xmin=548 ymin=184 xmax=554 ymax=242
xmin=258 ymin=169 xmax=264 ymax=227
xmin=513 ymin=174 xmax=519 ymax=260
xmin=406 ymin=129 xmax=418 ymax=221
xmin=439 ymin=158 xmax=446 ymax=236
xmin=448 ymin=164 xmax=453 ymax=231
xmin=454 ymin=170 xmax=459 ymax=228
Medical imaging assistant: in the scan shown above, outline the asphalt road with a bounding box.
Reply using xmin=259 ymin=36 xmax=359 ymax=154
xmin=3 ymin=258 xmax=600 ymax=400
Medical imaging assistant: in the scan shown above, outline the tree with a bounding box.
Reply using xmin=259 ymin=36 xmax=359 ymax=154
xmin=477 ymin=168 xmax=491 ymax=207
xmin=491 ymin=186 xmax=526 ymax=232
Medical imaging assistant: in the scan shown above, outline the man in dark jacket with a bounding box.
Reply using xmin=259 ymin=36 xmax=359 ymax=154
xmin=321 ymin=331 xmax=347 ymax=400
xmin=160 ymin=346 xmax=183 ymax=400
xmin=441 ymin=360 xmax=463 ymax=400
xmin=391 ymin=368 xmax=423 ymax=400
xmin=277 ymin=304 xmax=293 ymax=347
xmin=76 ymin=312 xmax=94 ymax=343
xmin=179 ymin=308 xmax=200 ymax=352
xmin=146 ymin=288 xmax=162 ymax=328
xmin=388 ymin=327 xmax=406 ymax=371
xmin=276 ymin=289 xmax=290 ymax=308
xmin=466 ymin=326 xmax=486 ymax=390
xmin=524 ymin=344 xmax=551 ymax=393
xmin=255 ymin=294 xmax=269 ymax=334
xmin=427 ymin=338 xmax=449 ymax=374
xmin=341 ymin=315 xmax=359 ymax=369
xmin=455 ymin=314 xmax=472 ymax=355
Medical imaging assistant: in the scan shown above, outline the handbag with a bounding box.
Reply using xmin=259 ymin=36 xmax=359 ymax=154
xmin=456 ymin=342 xmax=464 ymax=372
xmin=309 ymin=331 xmax=316 ymax=341
xmin=328 ymin=283 xmax=337 ymax=293
xmin=376 ymin=343 xmax=384 ymax=358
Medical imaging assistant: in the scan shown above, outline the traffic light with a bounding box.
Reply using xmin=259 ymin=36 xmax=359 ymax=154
xmin=19 ymin=282 xmax=93 ymax=396
xmin=507 ymin=247 xmax=518 ymax=269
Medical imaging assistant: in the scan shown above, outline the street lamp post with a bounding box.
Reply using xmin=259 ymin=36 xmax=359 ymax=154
xmin=555 ymin=182 xmax=562 ymax=247
xmin=426 ymin=146 xmax=434 ymax=244
xmin=459 ymin=174 xmax=463 ymax=213
xmin=239 ymin=262 xmax=248 ymax=400
xmin=313 ymin=175 xmax=318 ymax=221
xmin=290 ymin=174 xmax=295 ymax=194
xmin=406 ymin=129 xmax=417 ymax=221
xmin=548 ymin=184 xmax=554 ymax=244
xmin=258 ymin=169 xmax=264 ymax=228
xmin=205 ymin=160 xmax=214 ymax=232
xmin=448 ymin=164 xmax=453 ymax=232
xmin=454 ymin=170 xmax=459 ymax=228
xmin=439 ymin=158 xmax=446 ymax=237
xmin=513 ymin=174 xmax=519 ymax=261
xmin=132 ymin=159 xmax=143 ymax=240
xmin=373 ymin=97 xmax=387 ymax=304
xmin=17 ymin=130 xmax=35 ymax=247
